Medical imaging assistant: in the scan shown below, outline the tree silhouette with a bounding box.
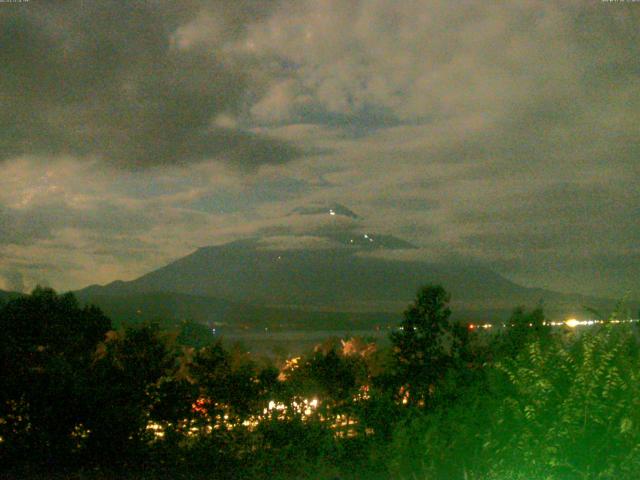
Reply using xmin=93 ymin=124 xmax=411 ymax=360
xmin=390 ymin=285 xmax=456 ymax=407
xmin=83 ymin=323 xmax=174 ymax=465
xmin=0 ymin=287 xmax=111 ymax=466
xmin=497 ymin=304 xmax=550 ymax=358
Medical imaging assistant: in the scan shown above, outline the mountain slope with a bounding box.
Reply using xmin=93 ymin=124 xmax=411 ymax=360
xmin=76 ymin=238 xmax=619 ymax=322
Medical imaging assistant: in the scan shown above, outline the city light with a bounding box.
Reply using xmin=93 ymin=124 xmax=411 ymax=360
xmin=561 ymin=318 xmax=639 ymax=328
xmin=565 ymin=318 xmax=580 ymax=328
xmin=468 ymin=323 xmax=493 ymax=330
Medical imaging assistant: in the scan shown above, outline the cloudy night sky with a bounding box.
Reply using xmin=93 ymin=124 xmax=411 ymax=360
xmin=0 ymin=0 xmax=638 ymax=298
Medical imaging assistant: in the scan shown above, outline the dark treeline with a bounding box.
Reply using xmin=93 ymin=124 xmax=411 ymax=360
xmin=1 ymin=286 xmax=640 ymax=479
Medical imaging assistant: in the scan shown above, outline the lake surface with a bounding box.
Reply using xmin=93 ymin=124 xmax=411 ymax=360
xmin=218 ymin=329 xmax=391 ymax=356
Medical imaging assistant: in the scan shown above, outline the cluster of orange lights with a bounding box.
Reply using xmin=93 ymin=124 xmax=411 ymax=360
xmin=191 ymin=397 xmax=209 ymax=415
xmin=467 ymin=323 xmax=493 ymax=330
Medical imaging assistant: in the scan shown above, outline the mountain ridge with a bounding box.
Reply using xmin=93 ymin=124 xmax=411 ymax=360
xmin=74 ymin=237 xmax=627 ymax=327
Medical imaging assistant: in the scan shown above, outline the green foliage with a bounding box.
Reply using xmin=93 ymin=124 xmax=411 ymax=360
xmin=4 ymin=286 xmax=640 ymax=480
xmin=389 ymin=390 xmax=493 ymax=480
xmin=487 ymin=323 xmax=640 ymax=479
xmin=389 ymin=311 xmax=640 ymax=480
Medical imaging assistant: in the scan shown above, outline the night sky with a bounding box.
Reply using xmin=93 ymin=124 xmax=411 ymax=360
xmin=1 ymin=1 xmax=638 ymax=298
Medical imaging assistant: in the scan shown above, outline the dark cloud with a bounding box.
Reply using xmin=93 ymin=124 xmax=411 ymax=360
xmin=90 ymin=236 xmax=159 ymax=262
xmin=184 ymin=176 xmax=312 ymax=213
xmin=369 ymin=196 xmax=439 ymax=212
xmin=0 ymin=202 xmax=57 ymax=245
xmin=0 ymin=0 xmax=299 ymax=168
xmin=459 ymin=182 xmax=639 ymax=233
xmin=70 ymin=202 xmax=157 ymax=234
xmin=0 ymin=198 xmax=155 ymax=246
xmin=457 ymin=181 xmax=640 ymax=296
